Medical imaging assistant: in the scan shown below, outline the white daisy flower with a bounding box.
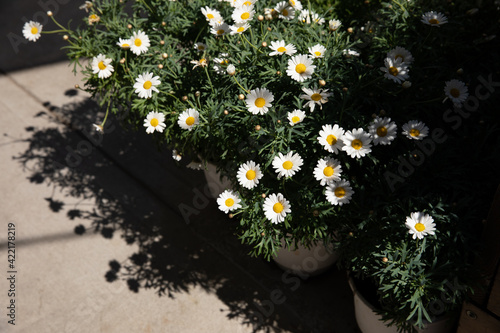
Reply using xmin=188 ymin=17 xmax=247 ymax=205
xmin=129 ymin=30 xmax=150 ymax=55
xmin=286 ymin=54 xmax=316 ymax=82
xmin=237 ymin=161 xmax=263 ymax=189
xmin=230 ymin=22 xmax=250 ymax=35
xmin=405 ymin=212 xmax=436 ymax=240
xmin=210 ymin=22 xmax=230 ymax=36
xmin=325 ymin=180 xmax=353 ymax=206
xmin=172 ymin=149 xmax=182 ymax=161
xmin=288 ymin=0 xmax=303 ymax=10
xmin=213 ymin=53 xmax=229 ymax=74
xmin=143 ymin=111 xmax=166 ymax=134
xmin=245 ymin=88 xmax=274 ymax=115
xmin=227 ymin=64 xmax=236 ymax=75
xmin=421 ymin=11 xmax=448 ymax=26
xmin=232 ymin=5 xmax=255 ymax=24
xmin=234 ymin=0 xmax=256 ymax=7
xmin=314 ymin=157 xmax=342 ymax=186
xmin=444 ymin=79 xmax=469 ymax=106
xmin=317 ymin=124 xmax=344 ymax=154
xmin=380 ymin=57 xmax=409 ymax=84
xmin=402 ymin=120 xmax=429 ymax=140
xmin=88 ymin=13 xmax=100 ymax=25
xmin=91 ymin=54 xmax=114 ymax=79
xmin=275 ymin=1 xmax=295 ymax=20
xmin=387 ymin=46 xmax=413 ymax=66
xmin=263 ymin=193 xmax=291 ymax=224
xmin=311 ymin=12 xmax=325 ymax=24
xmin=269 ymin=40 xmax=297 ymax=56
xmin=177 ymin=108 xmax=200 ymax=131
xmin=309 ymin=44 xmax=327 ymax=58
xmin=133 ymin=72 xmax=160 ymax=99
xmin=299 ymin=10 xmax=324 ymax=24
xmin=79 ymin=1 xmax=93 ymax=12
xmin=368 ymin=117 xmax=397 ymax=145
xmin=300 ymin=87 xmax=331 ymax=112
xmin=194 ymin=42 xmax=207 ymax=52
xmin=342 ymin=128 xmax=373 ymax=159
xmin=329 ymin=19 xmax=341 ymax=31
xmin=191 ymin=58 xmax=208 ymax=69
xmin=287 ymin=109 xmax=306 ymax=126
xmin=117 ymin=38 xmax=132 ymax=49
xmin=201 ymin=7 xmax=223 ymax=23
xmin=272 ymin=151 xmax=303 ymax=178
xmin=217 ymin=190 xmax=242 ymax=214
xmin=343 ymin=49 xmax=360 ymax=57
xmin=23 ymin=21 xmax=42 ymax=42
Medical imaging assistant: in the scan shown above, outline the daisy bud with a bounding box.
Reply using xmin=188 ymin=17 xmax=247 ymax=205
xmin=47 ymin=11 xmax=53 ymax=17
xmin=348 ymin=232 xmax=354 ymax=237
xmin=74 ymin=84 xmax=80 ymax=89
xmin=182 ymin=96 xmax=188 ymax=101
xmin=382 ymin=257 xmax=388 ymax=263
xmin=161 ymin=21 xmax=166 ymax=26
xmin=347 ymin=27 xmax=353 ymax=34
xmin=63 ymin=35 xmax=69 ymax=40
xmin=364 ymin=0 xmax=370 ymax=3
xmin=261 ymin=42 xmax=267 ymax=47
xmin=162 ymin=53 xmax=168 ymax=59
xmin=158 ymin=64 xmax=163 ymax=69
xmin=127 ymin=24 xmax=132 ymax=29
xmin=238 ymin=94 xmax=245 ymax=100
xmin=267 ymin=27 xmax=272 ymax=31
xmin=228 ymin=213 xmax=234 ymax=219
xmin=466 ymin=8 xmax=478 ymax=16
xmin=380 ymin=109 xmax=386 ymax=116
xmin=319 ymin=79 xmax=326 ymax=87
xmin=160 ymin=40 xmax=165 ymax=45
xmin=371 ymin=113 xmax=377 ymax=118
xmin=195 ymin=91 xmax=201 ymax=97
xmin=261 ymin=193 xmax=266 ymax=198
xmin=227 ymin=64 xmax=236 ymax=76
xmin=119 ymin=58 xmax=126 ymax=64
xmin=224 ymin=110 xmax=229 ymax=115
xmin=479 ymin=120 xmax=484 ymax=124
xmin=342 ymin=87 xmax=348 ymax=92
xmin=258 ymin=15 xmax=264 ymax=21
xmin=276 ymin=71 xmax=281 ymax=75
xmin=255 ymin=125 xmax=261 ymax=131
xmin=277 ymin=120 xmax=281 ymax=123
xmin=402 ymin=81 xmax=412 ymax=89
xmin=79 ymin=36 xmax=82 ymax=39
xmin=313 ymin=210 xmax=319 ymax=217
xmin=457 ymin=68 xmax=464 ymax=75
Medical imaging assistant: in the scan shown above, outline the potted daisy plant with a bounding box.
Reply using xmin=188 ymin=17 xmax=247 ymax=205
xmin=21 ymin=0 xmax=500 ymax=330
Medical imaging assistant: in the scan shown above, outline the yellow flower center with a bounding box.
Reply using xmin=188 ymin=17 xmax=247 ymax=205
xmin=277 ymin=46 xmax=286 ymax=53
xmin=388 ymin=66 xmax=399 ymax=76
xmin=334 ymin=187 xmax=345 ymax=198
xmin=450 ymin=88 xmax=460 ymax=98
xmin=273 ymin=202 xmax=284 ymax=213
xmin=134 ymin=38 xmax=142 ymax=47
xmin=246 ymin=170 xmax=256 ymax=180
xmin=377 ymin=126 xmax=388 ymax=137
xmin=90 ymin=14 xmax=97 ymax=20
xmin=207 ymin=13 xmax=214 ymax=19
xmin=31 ymin=27 xmax=39 ymax=34
xmin=98 ymin=61 xmax=107 ymax=70
xmin=292 ymin=116 xmax=300 ymax=123
xmin=185 ymin=116 xmax=195 ymax=126
xmin=428 ymin=18 xmax=439 ymax=25
xmin=290 ymin=0 xmax=296 ymax=5
xmin=323 ymin=166 xmax=334 ymax=177
xmin=255 ymin=97 xmax=266 ymax=108
xmin=282 ymin=9 xmax=289 ymax=16
xmin=282 ymin=161 xmax=293 ymax=170
xmin=243 ymin=1 xmax=252 ymax=5
xmin=143 ymin=81 xmax=152 ymax=89
xmin=150 ymin=118 xmax=159 ymax=127
xmin=410 ymin=128 xmax=420 ymax=137
xmin=314 ymin=51 xmax=322 ymax=57
xmin=351 ymin=139 xmax=363 ymax=150
xmin=311 ymin=93 xmax=322 ymax=101
xmin=122 ymin=43 xmax=130 ymax=48
xmin=415 ymin=223 xmax=425 ymax=232
xmin=295 ymin=63 xmax=306 ymax=74
xmin=326 ymin=134 xmax=337 ymax=145
xmin=241 ymin=12 xmax=250 ymax=20
xmin=237 ymin=26 xmax=245 ymax=32
xmin=217 ymin=29 xmax=224 ymax=35
xmin=225 ymin=198 xmax=235 ymax=207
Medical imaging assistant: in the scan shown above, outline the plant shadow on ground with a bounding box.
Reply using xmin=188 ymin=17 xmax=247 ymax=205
xmin=13 ymin=92 xmax=360 ymax=333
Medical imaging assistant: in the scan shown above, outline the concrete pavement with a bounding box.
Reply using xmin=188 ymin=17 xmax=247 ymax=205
xmin=0 ymin=61 xmax=359 ymax=332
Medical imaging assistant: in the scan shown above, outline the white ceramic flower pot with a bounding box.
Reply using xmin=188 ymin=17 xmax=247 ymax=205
xmin=272 ymin=240 xmax=339 ymax=277
xmin=348 ymin=277 xmax=454 ymax=333
xmin=202 ymin=161 xmax=232 ymax=198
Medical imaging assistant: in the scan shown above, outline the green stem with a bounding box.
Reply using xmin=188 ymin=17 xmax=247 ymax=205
xmin=232 ymin=76 xmax=249 ymax=93
xmin=241 ymin=34 xmax=263 ymax=54
xmin=203 ymin=65 xmax=214 ymax=94
xmin=49 ymin=15 xmax=69 ymax=32
xmin=41 ymin=29 xmax=68 ymax=34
